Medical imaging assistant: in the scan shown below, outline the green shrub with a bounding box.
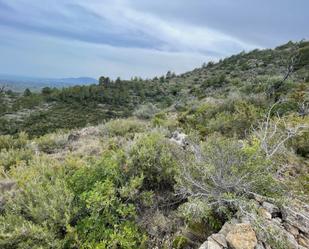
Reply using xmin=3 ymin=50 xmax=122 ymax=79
xmin=133 ymin=103 xmax=159 ymax=119
xmin=0 ymin=156 xmax=76 ymax=248
xmin=35 ymin=132 xmax=68 ymax=154
xmin=0 ymin=148 xmax=33 ymax=172
xmin=0 ymin=132 xmax=28 ymax=151
xmin=0 ymin=214 xmax=63 ymax=249
xmin=68 ymin=151 xmax=147 ymax=248
xmin=101 ymin=118 xmax=147 ymax=137
xmin=128 ymin=132 xmax=178 ymax=190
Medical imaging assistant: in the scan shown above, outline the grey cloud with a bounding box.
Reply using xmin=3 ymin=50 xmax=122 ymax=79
xmin=129 ymin=0 xmax=309 ymax=47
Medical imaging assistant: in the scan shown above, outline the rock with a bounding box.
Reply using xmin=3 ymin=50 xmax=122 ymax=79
xmin=258 ymin=208 xmax=272 ymax=220
xmin=170 ymin=131 xmax=189 ymax=148
xmin=209 ymin=233 xmax=227 ymax=248
xmin=230 ymin=218 xmax=240 ymax=224
xmin=264 ymin=244 xmax=272 ymax=249
xmin=298 ymin=233 xmax=309 ymax=248
xmin=219 ymin=223 xmax=233 ymax=237
xmin=285 ymin=230 xmax=299 ymax=249
xmin=199 ymin=240 xmax=223 ymax=249
xmin=226 ymin=223 xmax=257 ymax=249
xmin=282 ymin=206 xmax=309 ymax=234
xmin=272 ymin=217 xmax=282 ymax=226
xmin=262 ymin=201 xmax=280 ymax=217
xmin=284 ymin=223 xmax=299 ymax=237
xmin=240 ymin=215 xmax=251 ymax=224
xmin=199 ymin=241 xmax=208 ymax=249
xmin=207 ymin=240 xmax=223 ymax=249
xmin=68 ymin=133 xmax=80 ymax=142
xmin=255 ymin=243 xmax=266 ymax=249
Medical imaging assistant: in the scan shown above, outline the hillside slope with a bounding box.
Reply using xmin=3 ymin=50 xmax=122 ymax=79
xmin=0 ymin=41 xmax=308 ymax=137
xmin=0 ymin=41 xmax=309 ymax=249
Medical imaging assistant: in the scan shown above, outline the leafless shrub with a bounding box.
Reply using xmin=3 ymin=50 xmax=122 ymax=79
xmin=175 ymin=136 xmax=275 ymax=210
xmin=253 ymin=102 xmax=308 ymax=158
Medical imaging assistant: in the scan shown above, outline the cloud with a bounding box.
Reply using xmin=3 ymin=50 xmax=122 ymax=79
xmin=0 ymin=0 xmax=307 ymax=78
xmin=0 ymin=27 xmax=213 ymax=78
xmin=128 ymin=0 xmax=309 ymax=47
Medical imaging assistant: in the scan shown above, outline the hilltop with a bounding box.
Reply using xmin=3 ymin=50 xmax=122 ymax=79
xmin=0 ymin=41 xmax=309 ymax=249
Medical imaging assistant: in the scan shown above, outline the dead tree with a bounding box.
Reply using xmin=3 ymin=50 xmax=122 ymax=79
xmin=268 ymin=42 xmax=301 ymax=101
xmin=253 ymin=102 xmax=308 ymax=158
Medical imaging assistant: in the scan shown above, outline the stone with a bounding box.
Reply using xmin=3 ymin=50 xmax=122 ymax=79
xmin=207 ymin=240 xmax=223 ymax=249
xmin=199 ymin=241 xmax=208 ymax=249
xmin=255 ymin=243 xmax=266 ymax=249
xmin=199 ymin=240 xmax=223 ymax=249
xmin=68 ymin=133 xmax=80 ymax=142
xmin=282 ymin=206 xmax=309 ymax=234
xmin=284 ymin=223 xmax=299 ymax=237
xmin=219 ymin=222 xmax=233 ymax=237
xmin=210 ymin=233 xmax=227 ymax=248
xmin=170 ymin=131 xmax=189 ymax=148
xmin=298 ymin=233 xmax=309 ymax=248
xmin=226 ymin=223 xmax=257 ymax=249
xmin=272 ymin=217 xmax=282 ymax=226
xmin=258 ymin=208 xmax=272 ymax=220
xmin=240 ymin=215 xmax=251 ymax=224
xmin=285 ymin=231 xmax=298 ymax=249
xmin=262 ymin=201 xmax=280 ymax=216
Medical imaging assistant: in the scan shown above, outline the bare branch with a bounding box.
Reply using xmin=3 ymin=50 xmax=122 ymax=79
xmin=254 ymin=103 xmax=309 ymax=158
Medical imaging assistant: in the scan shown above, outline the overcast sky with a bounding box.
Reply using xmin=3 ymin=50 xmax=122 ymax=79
xmin=0 ymin=0 xmax=308 ymax=79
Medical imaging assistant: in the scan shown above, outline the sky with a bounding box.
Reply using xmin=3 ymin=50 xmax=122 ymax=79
xmin=0 ymin=0 xmax=308 ymax=79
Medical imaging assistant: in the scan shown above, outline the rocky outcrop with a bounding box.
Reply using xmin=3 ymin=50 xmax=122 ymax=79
xmin=226 ymin=224 xmax=257 ymax=249
xmin=170 ymin=131 xmax=189 ymax=148
xmin=199 ymin=199 xmax=309 ymax=249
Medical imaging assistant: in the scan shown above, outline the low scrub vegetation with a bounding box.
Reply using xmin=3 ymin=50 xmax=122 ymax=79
xmin=0 ymin=41 xmax=308 ymax=248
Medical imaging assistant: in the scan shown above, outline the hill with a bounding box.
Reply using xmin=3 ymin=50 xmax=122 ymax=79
xmin=0 ymin=41 xmax=308 ymax=137
xmin=0 ymin=75 xmax=98 ymax=92
xmin=0 ymin=41 xmax=308 ymax=248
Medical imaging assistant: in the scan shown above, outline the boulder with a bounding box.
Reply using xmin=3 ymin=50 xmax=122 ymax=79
xmin=262 ymin=201 xmax=279 ymax=216
xmin=282 ymin=206 xmax=309 ymax=234
xmin=209 ymin=233 xmax=227 ymax=248
xmin=298 ymin=233 xmax=309 ymax=248
xmin=255 ymin=243 xmax=266 ymax=249
xmin=199 ymin=240 xmax=223 ymax=249
xmin=218 ymin=222 xmax=233 ymax=237
xmin=170 ymin=131 xmax=189 ymax=148
xmin=226 ymin=223 xmax=257 ymax=249
xmin=284 ymin=223 xmax=299 ymax=237
xmin=258 ymin=208 xmax=272 ymax=220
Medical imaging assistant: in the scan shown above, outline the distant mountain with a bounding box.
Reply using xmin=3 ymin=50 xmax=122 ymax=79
xmin=0 ymin=74 xmax=98 ymax=91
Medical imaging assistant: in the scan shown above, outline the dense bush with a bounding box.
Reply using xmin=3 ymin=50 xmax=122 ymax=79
xmin=133 ymin=103 xmax=159 ymax=119
xmin=101 ymin=118 xmax=147 ymax=137
xmin=128 ymin=131 xmax=178 ymax=190
xmin=0 ymin=132 xmax=28 ymax=151
xmin=67 ymin=151 xmax=147 ymax=248
xmin=0 ymin=148 xmax=33 ymax=172
xmin=35 ymin=132 xmax=68 ymax=153
xmin=0 ymin=157 xmax=75 ymax=248
xmin=176 ymin=136 xmax=282 ymax=220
